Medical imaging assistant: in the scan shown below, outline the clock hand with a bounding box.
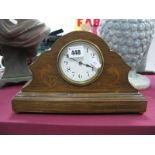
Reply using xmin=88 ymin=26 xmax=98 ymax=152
xmin=79 ymin=61 xmax=94 ymax=69
xmin=66 ymin=54 xmax=81 ymax=64
xmin=66 ymin=54 xmax=94 ymax=69
xmin=70 ymin=58 xmax=79 ymax=63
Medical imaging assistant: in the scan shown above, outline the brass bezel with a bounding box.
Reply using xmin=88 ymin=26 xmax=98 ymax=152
xmin=57 ymin=39 xmax=104 ymax=86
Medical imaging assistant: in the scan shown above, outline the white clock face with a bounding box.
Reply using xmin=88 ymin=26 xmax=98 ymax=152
xmin=58 ymin=40 xmax=103 ymax=85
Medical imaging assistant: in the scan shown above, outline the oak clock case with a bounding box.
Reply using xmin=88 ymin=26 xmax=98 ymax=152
xmin=12 ymin=31 xmax=147 ymax=114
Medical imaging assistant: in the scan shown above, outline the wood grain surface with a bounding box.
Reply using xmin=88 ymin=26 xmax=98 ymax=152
xmin=12 ymin=31 xmax=147 ymax=113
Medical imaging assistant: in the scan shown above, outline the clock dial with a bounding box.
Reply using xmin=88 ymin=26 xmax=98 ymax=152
xmin=57 ymin=40 xmax=103 ymax=85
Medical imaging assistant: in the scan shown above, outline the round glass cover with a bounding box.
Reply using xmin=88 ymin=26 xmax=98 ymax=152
xmin=57 ymin=40 xmax=103 ymax=85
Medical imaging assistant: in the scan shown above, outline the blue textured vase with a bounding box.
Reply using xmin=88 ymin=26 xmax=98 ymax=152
xmin=98 ymin=19 xmax=155 ymax=90
xmin=98 ymin=19 xmax=154 ymax=71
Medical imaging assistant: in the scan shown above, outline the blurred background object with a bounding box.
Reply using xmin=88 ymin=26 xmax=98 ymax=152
xmin=0 ymin=19 xmax=50 ymax=87
xmin=37 ymin=29 xmax=63 ymax=55
xmin=98 ymin=19 xmax=155 ymax=90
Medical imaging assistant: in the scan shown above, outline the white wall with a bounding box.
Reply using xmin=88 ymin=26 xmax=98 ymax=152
xmin=146 ymin=32 xmax=155 ymax=71
xmin=40 ymin=19 xmax=75 ymax=34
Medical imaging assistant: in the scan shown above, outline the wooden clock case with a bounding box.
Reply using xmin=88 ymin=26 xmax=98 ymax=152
xmin=12 ymin=31 xmax=147 ymax=113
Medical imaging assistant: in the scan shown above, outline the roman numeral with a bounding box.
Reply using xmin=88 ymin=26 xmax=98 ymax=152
xmin=78 ymin=74 xmax=82 ymax=79
xmin=66 ymin=67 xmax=71 ymax=72
xmin=86 ymin=71 xmax=89 ymax=76
xmin=87 ymin=48 xmax=89 ymax=53
xmin=64 ymin=61 xmax=68 ymax=65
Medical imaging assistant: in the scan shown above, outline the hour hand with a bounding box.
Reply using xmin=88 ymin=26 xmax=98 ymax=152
xmin=66 ymin=54 xmax=94 ymax=69
xmin=85 ymin=64 xmax=93 ymax=69
xmin=79 ymin=61 xmax=94 ymax=69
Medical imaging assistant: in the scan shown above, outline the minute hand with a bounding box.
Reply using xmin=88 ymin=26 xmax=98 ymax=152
xmin=68 ymin=57 xmax=94 ymax=69
xmin=66 ymin=55 xmax=94 ymax=69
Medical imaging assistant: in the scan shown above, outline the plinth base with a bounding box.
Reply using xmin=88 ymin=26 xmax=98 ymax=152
xmin=12 ymin=92 xmax=147 ymax=114
xmin=0 ymin=76 xmax=32 ymax=87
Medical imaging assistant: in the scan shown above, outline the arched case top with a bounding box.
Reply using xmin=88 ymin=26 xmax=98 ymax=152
xmin=12 ymin=31 xmax=147 ymax=114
